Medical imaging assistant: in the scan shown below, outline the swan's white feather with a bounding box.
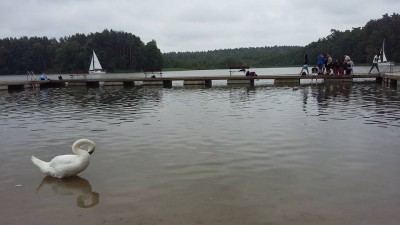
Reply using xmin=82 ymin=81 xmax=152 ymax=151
xmin=31 ymin=139 xmax=95 ymax=178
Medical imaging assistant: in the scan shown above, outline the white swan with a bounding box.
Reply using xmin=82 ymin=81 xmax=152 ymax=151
xmin=31 ymin=139 xmax=96 ymax=178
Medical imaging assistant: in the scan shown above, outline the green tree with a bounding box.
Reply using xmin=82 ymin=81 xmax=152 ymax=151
xmin=142 ymin=40 xmax=163 ymax=69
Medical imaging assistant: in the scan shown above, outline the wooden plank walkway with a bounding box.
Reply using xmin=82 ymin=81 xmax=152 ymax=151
xmin=0 ymin=73 xmax=397 ymax=90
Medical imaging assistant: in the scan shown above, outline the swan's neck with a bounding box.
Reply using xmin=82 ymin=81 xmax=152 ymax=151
xmin=72 ymin=139 xmax=96 ymax=155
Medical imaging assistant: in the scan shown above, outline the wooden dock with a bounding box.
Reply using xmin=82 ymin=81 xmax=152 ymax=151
xmin=0 ymin=73 xmax=398 ymax=90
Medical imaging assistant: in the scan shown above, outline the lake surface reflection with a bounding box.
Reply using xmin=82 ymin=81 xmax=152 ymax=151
xmin=1 ymin=82 xmax=400 ymax=225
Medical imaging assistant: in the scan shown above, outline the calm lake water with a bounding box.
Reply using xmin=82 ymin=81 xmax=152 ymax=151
xmin=1 ymin=68 xmax=400 ymax=225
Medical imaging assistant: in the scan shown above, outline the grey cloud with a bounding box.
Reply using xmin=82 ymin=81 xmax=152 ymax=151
xmin=0 ymin=0 xmax=398 ymax=52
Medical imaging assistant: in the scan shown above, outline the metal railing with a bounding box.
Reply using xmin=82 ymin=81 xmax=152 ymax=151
xmin=26 ymin=71 xmax=37 ymax=81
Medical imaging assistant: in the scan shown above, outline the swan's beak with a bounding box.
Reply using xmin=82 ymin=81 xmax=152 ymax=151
xmin=88 ymin=146 xmax=95 ymax=155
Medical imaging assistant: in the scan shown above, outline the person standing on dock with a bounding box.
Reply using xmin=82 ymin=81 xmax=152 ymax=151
xmin=325 ymin=54 xmax=332 ymax=75
xmin=317 ymin=53 xmax=325 ymax=75
xmin=300 ymin=54 xmax=309 ymax=75
xmin=368 ymin=53 xmax=380 ymax=75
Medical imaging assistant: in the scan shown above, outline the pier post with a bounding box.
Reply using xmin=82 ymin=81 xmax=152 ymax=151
xmin=103 ymin=81 xmax=125 ymax=86
xmin=274 ymin=78 xmax=300 ymax=85
xmin=40 ymin=81 xmax=66 ymax=88
xmin=143 ymin=80 xmax=164 ymax=86
xmin=123 ymin=81 xmax=135 ymax=87
xmin=163 ymin=80 xmax=173 ymax=88
xmin=376 ymin=76 xmax=383 ymax=84
xmin=142 ymin=80 xmax=172 ymax=88
xmin=86 ymin=81 xmax=100 ymax=88
xmin=390 ymin=79 xmax=398 ymax=89
xmin=184 ymin=79 xmax=212 ymax=87
xmin=67 ymin=82 xmax=85 ymax=86
xmin=324 ymin=77 xmax=352 ymax=83
xmin=227 ymin=79 xmax=254 ymax=86
xmin=8 ymin=84 xmax=25 ymax=91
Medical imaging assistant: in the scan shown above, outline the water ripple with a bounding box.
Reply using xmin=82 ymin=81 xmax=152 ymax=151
xmin=1 ymin=82 xmax=400 ymax=225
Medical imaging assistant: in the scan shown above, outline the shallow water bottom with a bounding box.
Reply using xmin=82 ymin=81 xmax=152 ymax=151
xmin=1 ymin=83 xmax=400 ymax=225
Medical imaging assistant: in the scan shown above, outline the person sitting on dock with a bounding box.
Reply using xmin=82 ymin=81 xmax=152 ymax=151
xmin=338 ymin=60 xmax=345 ymax=75
xmin=332 ymin=59 xmax=339 ymax=75
xmin=300 ymin=54 xmax=309 ymax=75
xmin=40 ymin=73 xmax=48 ymax=80
xmin=310 ymin=66 xmax=319 ymax=84
xmin=300 ymin=64 xmax=309 ymax=75
xmin=311 ymin=66 xmax=318 ymax=76
xmin=246 ymin=70 xmax=257 ymax=76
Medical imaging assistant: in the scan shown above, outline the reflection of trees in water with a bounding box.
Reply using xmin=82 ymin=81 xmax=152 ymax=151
xmin=302 ymin=86 xmax=309 ymax=112
xmin=354 ymin=84 xmax=400 ymax=126
xmin=310 ymin=82 xmax=353 ymax=110
xmin=36 ymin=175 xmax=99 ymax=208
xmin=61 ymin=86 xmax=163 ymax=123
xmin=301 ymin=82 xmax=352 ymax=115
xmin=2 ymin=88 xmax=51 ymax=110
xmin=228 ymin=86 xmax=257 ymax=104
xmin=38 ymin=89 xmax=49 ymax=102
xmin=2 ymin=86 xmax=163 ymax=125
xmin=303 ymin=83 xmax=400 ymax=127
xmin=356 ymin=83 xmax=400 ymax=106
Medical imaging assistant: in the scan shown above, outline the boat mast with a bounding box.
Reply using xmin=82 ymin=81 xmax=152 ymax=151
xmin=380 ymin=39 xmax=387 ymax=62
xmin=92 ymin=50 xmax=95 ymax=71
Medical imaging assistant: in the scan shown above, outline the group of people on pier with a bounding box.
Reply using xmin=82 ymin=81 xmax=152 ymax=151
xmin=300 ymin=53 xmax=354 ymax=76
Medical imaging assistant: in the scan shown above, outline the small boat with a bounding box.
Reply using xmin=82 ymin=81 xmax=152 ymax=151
xmin=378 ymin=39 xmax=394 ymax=67
xmin=88 ymin=50 xmax=106 ymax=74
xmin=378 ymin=39 xmax=395 ymax=73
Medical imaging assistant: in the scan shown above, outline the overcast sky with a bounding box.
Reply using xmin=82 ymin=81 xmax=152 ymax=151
xmin=1 ymin=0 xmax=398 ymax=53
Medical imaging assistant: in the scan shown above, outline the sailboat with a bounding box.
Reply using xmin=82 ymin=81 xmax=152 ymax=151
xmin=378 ymin=39 xmax=394 ymax=67
xmin=377 ymin=39 xmax=395 ymax=73
xmin=88 ymin=50 xmax=106 ymax=74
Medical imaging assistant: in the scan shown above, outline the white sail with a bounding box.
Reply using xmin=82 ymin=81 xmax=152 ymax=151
xmin=88 ymin=50 xmax=106 ymax=74
xmin=379 ymin=40 xmax=388 ymax=63
xmin=378 ymin=39 xmax=395 ymax=72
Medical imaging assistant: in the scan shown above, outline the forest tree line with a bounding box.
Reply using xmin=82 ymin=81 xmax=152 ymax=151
xmin=164 ymin=13 xmax=400 ymax=69
xmin=0 ymin=30 xmax=163 ymax=75
xmin=0 ymin=13 xmax=399 ymax=75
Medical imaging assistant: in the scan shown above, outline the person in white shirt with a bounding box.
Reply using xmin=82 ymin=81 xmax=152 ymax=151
xmin=368 ymin=54 xmax=380 ymax=74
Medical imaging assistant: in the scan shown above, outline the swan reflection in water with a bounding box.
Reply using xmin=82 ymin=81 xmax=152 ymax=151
xmin=36 ymin=175 xmax=100 ymax=208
